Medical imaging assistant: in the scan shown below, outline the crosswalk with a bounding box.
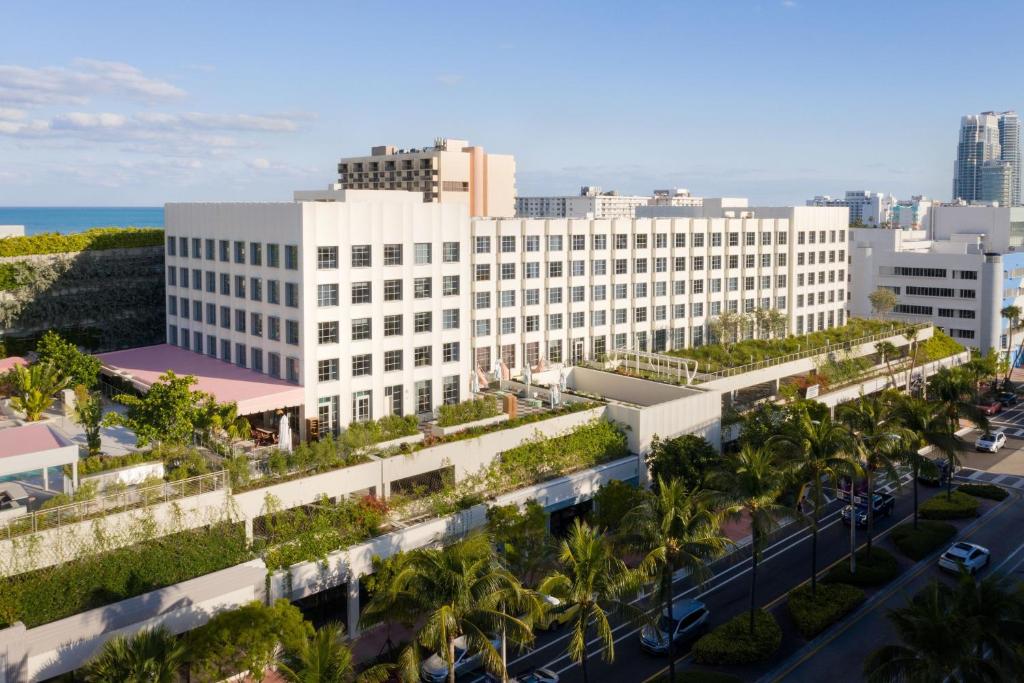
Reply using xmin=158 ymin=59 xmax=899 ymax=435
xmin=958 ymin=467 xmax=1024 ymax=492
xmin=987 ymin=425 xmax=1024 ymax=438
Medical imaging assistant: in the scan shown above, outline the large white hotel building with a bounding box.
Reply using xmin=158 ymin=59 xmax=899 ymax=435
xmin=163 ymin=188 xmax=849 ymax=433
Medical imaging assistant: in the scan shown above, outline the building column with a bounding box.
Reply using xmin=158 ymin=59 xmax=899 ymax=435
xmin=244 ymin=517 xmax=254 ymax=545
xmin=72 ymin=461 xmax=79 ymax=491
xmin=42 ymin=467 xmax=48 ymax=492
xmin=346 ymin=578 xmax=360 ymax=638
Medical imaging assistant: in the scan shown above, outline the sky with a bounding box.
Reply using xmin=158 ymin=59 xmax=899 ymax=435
xmin=2 ymin=0 xmax=1023 ymax=207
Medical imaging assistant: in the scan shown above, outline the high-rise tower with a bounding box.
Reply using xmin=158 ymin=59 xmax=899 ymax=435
xmin=953 ymin=111 xmax=1020 ymax=205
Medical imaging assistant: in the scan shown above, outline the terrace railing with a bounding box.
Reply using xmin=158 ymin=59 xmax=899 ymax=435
xmin=1 ymin=470 xmax=228 ymax=540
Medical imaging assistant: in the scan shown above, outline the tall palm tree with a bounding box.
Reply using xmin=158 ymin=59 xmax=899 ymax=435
xmin=902 ymin=327 xmax=920 ymax=394
xmin=622 ymin=479 xmax=733 ymax=683
xmin=1000 ymin=304 xmax=1022 ymax=385
xmin=888 ymin=394 xmax=959 ymax=526
xmin=953 ymin=572 xmax=1024 ymax=674
xmin=371 ymin=533 xmax=535 ymax=683
xmin=710 ymin=445 xmax=789 ymax=635
xmin=82 ymin=626 xmax=185 ymax=683
xmin=928 ymin=366 xmax=986 ymax=498
xmin=277 ymin=622 xmax=389 ymax=683
xmin=9 ymin=361 xmax=69 ymax=421
xmin=770 ymin=408 xmax=860 ymax=596
xmin=538 ymin=519 xmax=644 ymax=683
xmin=874 ymin=340 xmax=899 ymax=387
xmin=837 ymin=393 xmax=902 ymax=555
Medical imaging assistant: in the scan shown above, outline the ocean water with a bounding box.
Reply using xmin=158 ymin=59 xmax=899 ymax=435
xmin=0 ymin=207 xmax=164 ymax=235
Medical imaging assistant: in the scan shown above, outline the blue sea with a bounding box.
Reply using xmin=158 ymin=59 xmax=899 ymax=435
xmin=0 ymin=207 xmax=164 ymax=235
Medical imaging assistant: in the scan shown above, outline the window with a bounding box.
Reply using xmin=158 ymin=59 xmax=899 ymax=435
xmin=525 ymin=314 xmax=540 ymax=332
xmin=521 ymin=235 xmax=538 ymax=252
xmin=548 ymin=313 xmax=563 ymax=330
xmin=352 ymin=354 xmax=372 ymax=376
xmin=319 ymin=321 xmax=339 ymax=344
xmin=384 ymin=314 xmax=403 ymax=336
xmin=634 ymin=234 xmax=648 ymax=249
xmin=267 ymin=243 xmax=280 ymax=267
xmin=635 ymin=282 xmax=648 ymax=298
xmin=443 ymin=309 xmax=460 ymax=329
xmin=548 ymin=235 xmax=563 ymax=251
xmin=501 ymin=235 xmax=516 ymax=253
xmin=319 ymin=359 xmax=339 ymax=382
xmin=593 ymin=234 xmax=607 ymax=250
xmin=218 ymin=239 xmax=230 ymax=262
xmin=414 ymin=346 xmax=432 ymax=367
xmin=475 ymin=319 xmax=491 ymax=336
xmin=592 ymin=310 xmax=607 ymax=326
xmin=674 ymin=280 xmax=686 ymax=295
xmin=351 ymin=245 xmax=371 ymax=268
xmin=745 ymin=255 xmax=755 ymax=268
xmin=692 ymin=233 xmax=705 ymax=248
xmin=524 ymin=288 xmax=540 ymax=306
xmin=571 ymin=260 xmax=585 ymax=276
xmin=250 ymin=277 xmax=262 ymax=302
xmin=475 ymin=236 xmax=491 ymax=254
xmin=548 ymin=261 xmax=563 ymax=278
xmin=442 ymin=275 xmax=459 ymax=296
xmin=286 ymin=357 xmax=300 ymax=383
xmin=635 ymin=258 xmax=648 ymax=274
xmin=385 ymin=384 xmax=403 ymax=415
xmin=571 ymin=285 xmax=585 ymax=302
xmin=249 ymin=241 xmax=262 ymax=266
xmin=443 ymin=342 xmax=460 ymax=363
xmin=615 ymin=258 xmax=628 ymax=275
xmin=384 ymin=350 xmax=403 ymax=372
xmin=501 ymin=316 xmax=516 ymax=334
xmin=548 ymin=287 xmax=563 ymax=304
xmin=614 ymin=308 xmax=627 ymax=324
xmin=234 ymin=343 xmax=246 ymax=367
xmin=206 ymin=271 xmax=217 ymax=293
xmin=190 ymin=269 xmax=201 ymax=290
xmin=414 ymin=277 xmax=432 ymax=299
xmin=894 ymin=304 xmax=933 ymax=315
xmin=268 ymin=353 xmax=281 ymax=378
xmin=352 ymin=282 xmax=371 ymax=304
xmin=167 ymin=296 xmax=178 ymax=316
xmin=476 ymin=291 xmax=491 ymax=309
xmin=284 ymin=245 xmax=298 ymax=270
xmin=318 ymin=246 xmax=338 ymax=269
xmin=674 ymin=233 xmax=686 ymax=248
xmin=501 ymin=263 xmax=516 ymax=280
xmin=285 ymin=282 xmax=298 ymax=307
xmin=416 ymin=379 xmax=433 ymax=413
xmin=593 ymin=284 xmax=607 ymax=300
xmin=318 ymin=284 xmax=339 ymax=307
xmin=414 ymin=311 xmax=432 ymax=332
xmin=233 ymin=240 xmax=245 ymax=264
xmin=250 ymin=312 xmax=263 ymax=337
xmin=500 ymin=290 xmax=516 ymax=308
xmin=220 ymin=305 xmax=231 ymax=329
xmin=286 ymin=320 xmax=299 ymax=345
xmin=383 ymin=279 xmax=402 ymax=302
xmin=572 ymin=311 xmax=585 ymax=328
xmin=525 ymin=262 xmax=540 ymax=279
xmin=219 ymin=273 xmax=230 ymax=296
xmin=414 ymin=242 xmax=432 ymax=265
xmin=692 ymin=256 xmax=704 ymax=271
xmin=206 ymin=303 xmax=216 ymax=324
xmin=234 ymin=309 xmax=245 ymax=332
xmin=442 ymin=241 xmax=459 ymax=263
xmin=352 ymin=317 xmax=371 ymax=340
xmin=384 ymin=244 xmax=403 ymax=266
xmin=614 ymin=283 xmax=627 ymax=299
xmin=235 ymin=275 xmax=246 ymax=299
xmin=475 ymin=264 xmax=491 ymax=281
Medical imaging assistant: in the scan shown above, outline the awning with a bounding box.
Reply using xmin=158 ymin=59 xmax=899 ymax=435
xmin=96 ymin=344 xmax=305 ymax=415
xmin=0 ymin=423 xmax=77 ymax=478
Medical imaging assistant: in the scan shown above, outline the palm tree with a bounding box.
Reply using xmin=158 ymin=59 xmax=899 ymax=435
xmin=1000 ymin=304 xmax=1022 ymax=385
xmin=217 ymin=400 xmax=253 ymax=446
xmin=277 ymin=622 xmax=389 ymax=683
xmin=874 ymin=340 xmax=899 ymax=387
xmin=9 ymin=362 xmax=69 ymax=421
xmin=83 ymin=626 xmax=184 ymax=683
xmin=837 ymin=393 xmax=902 ymax=556
xmin=952 ymin=572 xmax=1024 ymax=674
xmin=371 ymin=533 xmax=535 ymax=683
xmin=710 ymin=445 xmax=789 ymax=635
xmin=902 ymin=327 xmax=920 ymax=393
xmin=928 ymin=366 xmax=986 ymax=498
xmin=539 ymin=519 xmax=644 ymax=683
xmin=770 ymin=408 xmax=860 ymax=596
xmin=622 ymin=479 xmax=733 ymax=683
xmin=888 ymin=394 xmax=958 ymax=526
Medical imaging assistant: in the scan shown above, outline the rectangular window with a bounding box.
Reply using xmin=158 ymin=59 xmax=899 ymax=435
xmin=501 ymin=263 xmax=516 ymax=280
xmin=525 ymin=262 xmax=540 ymax=279
xmin=319 ymin=321 xmax=339 ymax=344
xmin=318 ymin=283 xmax=339 ymax=307
xmin=268 ymin=280 xmax=280 ymax=305
xmin=501 ymin=235 xmax=516 ymax=253
xmin=219 ymin=240 xmax=230 ymax=262
xmin=593 ymin=234 xmax=607 ymax=250
xmin=206 ymin=303 xmax=216 ymax=324
xmin=384 ymin=279 xmax=402 ymax=301
xmin=268 ymin=353 xmax=281 ymax=378
xmin=284 ymin=245 xmax=298 ymax=270
xmin=384 ymin=244 xmax=403 ymax=266
xmin=167 ymin=266 xmax=177 ymax=287
xmin=352 ymin=317 xmax=372 ymax=340
xmin=475 ymin=264 xmax=491 ymax=281
xmin=442 ymin=241 xmax=459 ymax=263
xmin=205 ymin=239 xmax=215 ymax=260
xmin=414 ymin=346 xmax=432 ymax=367
xmin=475 ymin=236 xmax=491 ymax=254
xmin=548 ymin=235 xmax=563 ymax=251
xmin=548 ymin=261 xmax=563 ymax=277
xmin=286 ymin=357 xmax=299 ymax=383
xmin=524 ymin=288 xmax=540 ymax=306
xmin=525 ymin=235 xmax=540 ymax=252
xmin=384 ymin=350 xmax=403 ymax=372
xmin=250 ymin=242 xmax=262 ymax=266
xmin=234 ymin=343 xmax=246 ymax=367
xmin=415 ymin=242 xmax=432 ymax=264
xmin=234 ymin=275 xmax=246 ymax=299
xmin=286 ymin=320 xmax=299 ymax=345
xmin=234 ymin=309 xmax=246 ymax=332
xmin=501 ymin=316 xmax=516 ymax=334
xmin=318 ymin=246 xmax=338 ymax=269
xmin=352 ymin=282 xmax=371 ymax=304
xmin=267 ymin=243 xmax=280 ymax=267
xmin=414 ymin=277 xmax=432 ymax=299
xmin=414 ymin=311 xmax=432 ymax=332
xmin=548 ymin=313 xmax=563 ymax=330
xmin=319 ymin=358 xmax=340 ymax=382
xmin=250 ymin=277 xmax=262 ymax=302
xmin=443 ymin=308 xmax=460 ymax=330
xmin=220 ymin=305 xmax=231 ymax=329
xmin=416 ymin=379 xmax=432 ymax=413
xmin=442 ymin=275 xmax=460 ymax=296
xmin=351 ymin=245 xmax=371 ymax=268
xmin=285 ymin=282 xmax=298 ymax=307
xmin=352 ymin=354 xmax=372 ymax=376
xmin=250 ymin=312 xmax=263 ymax=337
xmin=384 ymin=314 xmax=403 ymax=336
xmin=443 ymin=342 xmax=460 ymax=363
xmin=233 ymin=240 xmax=245 ymax=264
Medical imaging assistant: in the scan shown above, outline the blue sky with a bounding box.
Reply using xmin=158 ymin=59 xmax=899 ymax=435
xmin=2 ymin=0 xmax=1022 ymax=206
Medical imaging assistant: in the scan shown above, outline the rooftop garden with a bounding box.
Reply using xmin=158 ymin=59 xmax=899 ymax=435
xmin=436 ymin=395 xmax=502 ymax=427
xmin=0 ymin=227 xmax=164 ymax=258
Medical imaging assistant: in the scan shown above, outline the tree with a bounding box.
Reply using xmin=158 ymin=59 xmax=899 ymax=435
xmin=35 ymin=330 xmax=101 ymax=389
xmin=837 ymin=393 xmax=902 ymax=556
xmin=888 ymin=394 xmax=958 ymax=528
xmin=83 ymin=626 xmax=185 ymax=683
xmin=874 ymin=340 xmax=899 ymax=387
xmin=104 ymin=370 xmax=212 ymax=447
xmin=186 ymin=599 xmax=313 ymax=682
xmin=277 ymin=622 xmax=391 ymax=683
xmin=868 ymin=288 xmax=897 ymax=319
xmin=770 ymin=408 xmax=860 ymax=596
xmin=622 ymin=479 xmax=732 ymax=683
xmin=766 ymin=308 xmax=789 ymax=339
xmin=927 ymin=366 xmax=984 ymax=498
xmin=487 ymin=501 xmax=556 ymax=586
xmin=367 ymin=533 xmax=536 ymax=683
xmin=74 ymin=384 xmax=103 ymax=456
xmin=9 ymin=361 xmax=69 ymax=421
xmin=539 ymin=519 xmax=643 ymax=683
xmin=359 ymin=551 xmax=418 ymax=656
xmin=710 ymin=445 xmax=789 ymax=634
xmin=646 ymin=434 xmax=719 ymax=491
xmin=963 ymin=349 xmax=1000 ymax=397
xmin=590 ymin=480 xmax=648 ymax=535
xmin=1001 ymin=304 xmax=1022 ymax=384
xmin=952 ymin=572 xmax=1024 ymax=673
xmin=902 ymin=327 xmax=921 ymax=394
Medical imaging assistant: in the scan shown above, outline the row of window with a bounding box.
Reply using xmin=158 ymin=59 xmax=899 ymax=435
xmin=472 ymin=253 xmax=793 ymax=280
xmin=317 ymin=242 xmax=460 ymax=269
xmin=166 ymin=298 xmax=299 ymax=344
xmin=321 ymin=376 xmax=461 ymax=429
xmin=317 ymin=310 xmax=460 ymax=343
xmin=167 ymin=237 xmax=298 ymax=269
xmin=318 ymin=343 xmax=461 ymax=381
xmin=166 ymin=326 xmax=299 ymax=382
xmin=167 ymin=268 xmax=299 ymax=306
xmin=471 ymin=230 xmax=811 ymax=254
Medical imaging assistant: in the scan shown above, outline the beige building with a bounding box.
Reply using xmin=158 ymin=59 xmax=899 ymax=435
xmin=336 ymin=138 xmax=515 ymax=217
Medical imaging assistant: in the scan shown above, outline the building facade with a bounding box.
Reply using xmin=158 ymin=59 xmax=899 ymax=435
xmin=164 ymin=189 xmax=849 ymax=431
xmin=953 ymin=111 xmax=1020 ymax=205
xmin=516 ymin=187 xmax=702 ymax=219
xmin=336 ymin=138 xmax=515 ymax=217
xmin=806 ymin=191 xmax=894 ymax=226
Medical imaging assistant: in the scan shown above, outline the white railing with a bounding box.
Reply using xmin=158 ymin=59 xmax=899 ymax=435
xmin=606 ymin=348 xmax=700 ymax=384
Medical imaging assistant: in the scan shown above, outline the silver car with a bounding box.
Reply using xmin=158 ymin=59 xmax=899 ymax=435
xmin=938 ymin=542 xmax=991 ymax=575
xmin=421 ymin=635 xmax=500 ymax=682
xmin=639 ymin=598 xmax=709 ymax=654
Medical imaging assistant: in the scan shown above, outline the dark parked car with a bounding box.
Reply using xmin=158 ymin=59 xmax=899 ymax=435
xmin=976 ymin=400 xmax=1002 ymax=416
xmin=842 ymin=492 xmax=895 ymax=527
xmin=918 ymin=457 xmax=958 ymax=486
xmin=998 ymin=392 xmax=1018 ymax=407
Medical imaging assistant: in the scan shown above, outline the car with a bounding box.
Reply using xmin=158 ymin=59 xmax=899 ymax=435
xmin=420 ymin=635 xmax=500 ymax=682
xmin=998 ymin=392 xmax=1019 ymax=407
xmin=537 ymin=594 xmax=579 ymax=631
xmin=484 ymin=669 xmax=559 ymax=683
xmin=639 ymin=598 xmax=710 ymax=655
xmin=841 ymin=492 xmax=895 ymax=527
xmin=976 ymin=400 xmax=1002 ymax=416
xmin=939 ymin=542 xmax=991 ymax=575
xmin=975 ymin=430 xmax=1008 ymax=453
xmin=918 ymin=457 xmax=958 ymax=486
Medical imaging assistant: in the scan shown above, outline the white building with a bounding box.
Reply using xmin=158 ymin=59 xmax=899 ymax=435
xmin=516 ymin=186 xmax=702 ymax=219
xmin=164 ymin=188 xmax=849 ymax=432
xmin=806 ymin=191 xmax=894 ymax=226
xmin=891 ymin=196 xmax=934 ymax=230
xmin=929 ymin=203 xmax=1024 ymax=253
xmin=954 ymin=111 xmax=1020 ymax=206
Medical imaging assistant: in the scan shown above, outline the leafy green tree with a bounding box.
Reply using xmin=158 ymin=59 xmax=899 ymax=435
xmin=35 ymin=330 xmax=101 ymax=389
xmin=277 ymin=622 xmax=392 ymax=683
xmin=186 ymin=599 xmax=313 ymax=682
xmin=74 ymin=384 xmax=104 ymax=456
xmin=539 ymin=519 xmax=644 ymax=683
xmin=487 ymin=501 xmax=555 ymax=586
xmin=868 ymin=287 xmax=897 ymax=319
xmin=874 ymin=340 xmax=899 ymax=386
xmin=646 ymin=433 xmax=719 ymax=491
xmin=888 ymin=394 xmax=958 ymax=527
xmin=9 ymin=361 xmax=69 ymax=421
xmin=104 ymin=370 xmax=212 ymax=446
xmin=622 ymin=480 xmax=732 ymax=683
xmin=770 ymin=408 xmax=860 ymax=596
xmin=710 ymin=445 xmax=789 ymax=635
xmin=590 ymin=480 xmax=648 ymax=535
xmin=83 ymin=626 xmax=185 ymax=683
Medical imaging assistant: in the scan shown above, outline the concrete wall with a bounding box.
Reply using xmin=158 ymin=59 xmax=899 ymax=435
xmin=813 ymin=351 xmax=969 ymax=408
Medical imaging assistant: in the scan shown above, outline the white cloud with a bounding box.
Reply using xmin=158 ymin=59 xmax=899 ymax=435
xmin=0 ymin=58 xmax=185 ymax=107
xmin=436 ymin=73 xmax=464 ymax=87
xmin=781 ymin=0 xmax=797 ymax=7
xmin=0 ymin=107 xmax=24 ymax=121
xmin=248 ymin=157 xmax=272 ymax=169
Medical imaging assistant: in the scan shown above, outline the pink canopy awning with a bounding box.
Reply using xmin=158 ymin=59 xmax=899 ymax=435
xmin=96 ymin=344 xmax=305 ymax=415
xmin=0 ymin=357 xmax=27 ymax=374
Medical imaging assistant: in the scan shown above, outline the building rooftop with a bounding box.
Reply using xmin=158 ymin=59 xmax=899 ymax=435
xmin=0 ymin=423 xmax=68 ymax=459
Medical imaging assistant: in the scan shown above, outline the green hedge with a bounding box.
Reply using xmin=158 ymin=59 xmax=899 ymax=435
xmin=63 ymin=450 xmax=165 ymax=477
xmin=786 ymin=583 xmax=865 ymax=638
xmin=920 ymin=491 xmax=980 ymax=520
xmin=891 ymin=521 xmax=957 ymax=560
xmin=692 ymin=609 xmax=782 ymax=665
xmin=0 ymin=524 xmax=251 ymax=628
xmin=0 ymin=227 xmax=164 ymax=257
xmin=917 ymin=330 xmax=966 ymax=362
xmin=824 ymin=548 xmax=900 ymax=587
xmin=437 ymin=397 xmax=502 ymax=427
xmin=957 ymin=483 xmax=1008 ymax=501
xmin=341 ymin=414 xmax=419 ymax=448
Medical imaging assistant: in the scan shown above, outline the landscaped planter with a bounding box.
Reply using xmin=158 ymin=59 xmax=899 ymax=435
xmin=373 ymin=432 xmax=425 ymax=451
xmin=429 ymin=413 xmax=509 ymax=437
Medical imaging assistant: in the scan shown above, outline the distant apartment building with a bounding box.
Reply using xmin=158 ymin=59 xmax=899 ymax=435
xmin=849 ymin=227 xmax=1024 ymax=355
xmin=891 ymin=196 xmax=934 ymax=230
xmin=806 ymin=191 xmax=894 ymax=226
xmin=953 ymin=111 xmax=1020 ymax=205
xmin=516 ymin=186 xmax=702 ymax=219
xmin=163 ymin=188 xmax=848 ymax=431
xmin=929 ymin=203 xmax=1024 ymax=253
xmin=336 ymin=138 xmax=515 ymax=217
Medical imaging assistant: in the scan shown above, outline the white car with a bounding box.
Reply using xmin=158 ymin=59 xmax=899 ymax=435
xmin=938 ymin=542 xmax=991 ymax=575
xmin=421 ymin=635 xmax=500 ymax=682
xmin=975 ymin=430 xmax=1007 ymax=453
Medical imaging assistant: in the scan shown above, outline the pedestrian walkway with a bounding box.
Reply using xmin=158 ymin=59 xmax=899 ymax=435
xmin=958 ymin=467 xmax=1024 ymax=492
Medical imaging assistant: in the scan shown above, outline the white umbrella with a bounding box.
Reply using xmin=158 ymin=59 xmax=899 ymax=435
xmin=470 ymin=370 xmax=480 ymax=395
xmin=278 ymin=413 xmax=292 ymax=453
xmin=523 ymin=364 xmax=533 ymax=392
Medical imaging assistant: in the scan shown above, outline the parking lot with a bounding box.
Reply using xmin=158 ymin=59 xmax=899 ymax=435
xmin=957 ymin=400 xmax=1024 ymax=485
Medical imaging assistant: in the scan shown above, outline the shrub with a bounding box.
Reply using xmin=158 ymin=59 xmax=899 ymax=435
xmin=920 ymin=490 xmax=980 ymax=519
xmin=437 ymin=397 xmax=502 ymax=427
xmin=917 ymin=330 xmax=966 ymax=362
xmin=591 ymin=480 xmax=648 ymax=533
xmin=341 ymin=414 xmax=420 ymax=449
xmin=956 ymin=482 xmax=1008 ymax=501
xmin=64 ymin=450 xmax=165 ymax=477
xmin=692 ymin=609 xmax=782 ymax=665
xmin=0 ymin=227 xmax=164 ymax=257
xmin=824 ymin=548 xmax=900 ymax=587
xmin=891 ymin=521 xmax=957 ymax=560
xmin=786 ymin=583 xmax=865 ymax=638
